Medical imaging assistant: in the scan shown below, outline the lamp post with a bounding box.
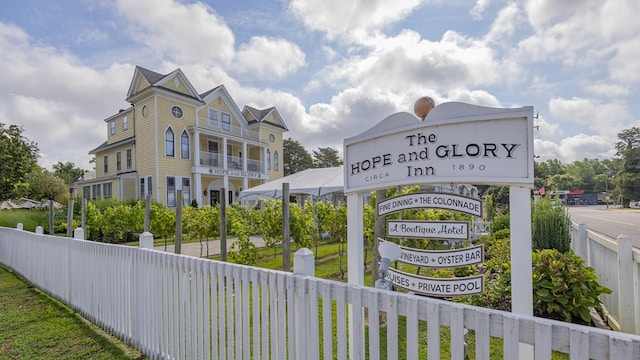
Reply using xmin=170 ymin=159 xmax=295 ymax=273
xmin=375 ymin=241 xmax=402 ymax=290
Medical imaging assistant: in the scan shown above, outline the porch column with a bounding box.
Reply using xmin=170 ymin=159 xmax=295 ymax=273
xmin=194 ymin=129 xmax=200 ymax=166
xmin=242 ymin=142 xmax=247 ymax=170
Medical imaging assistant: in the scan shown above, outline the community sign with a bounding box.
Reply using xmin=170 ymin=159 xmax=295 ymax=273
xmin=343 ymin=102 xmax=534 ymax=193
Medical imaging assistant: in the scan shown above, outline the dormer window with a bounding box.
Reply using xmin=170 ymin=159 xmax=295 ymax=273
xmin=208 ymin=108 xmax=218 ymax=127
xmin=110 ymin=121 xmax=116 ymax=135
xmin=221 ymin=112 xmax=231 ymax=130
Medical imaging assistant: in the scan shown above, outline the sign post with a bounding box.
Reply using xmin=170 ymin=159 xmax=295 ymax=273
xmin=344 ymin=101 xmax=534 ymax=358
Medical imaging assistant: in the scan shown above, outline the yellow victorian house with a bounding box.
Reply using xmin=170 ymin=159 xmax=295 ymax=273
xmin=77 ymin=66 xmax=287 ymax=207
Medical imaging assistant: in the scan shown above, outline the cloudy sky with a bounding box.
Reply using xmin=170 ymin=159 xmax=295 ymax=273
xmin=1 ymin=0 xmax=638 ymax=171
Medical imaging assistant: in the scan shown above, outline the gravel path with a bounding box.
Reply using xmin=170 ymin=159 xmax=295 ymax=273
xmin=153 ymin=235 xmax=266 ymax=258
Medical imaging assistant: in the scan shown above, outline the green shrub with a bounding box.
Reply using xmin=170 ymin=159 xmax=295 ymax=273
xmin=490 ymin=213 xmax=509 ymax=233
xmin=532 ymin=249 xmax=611 ymax=324
xmin=531 ymin=198 xmax=571 ymax=253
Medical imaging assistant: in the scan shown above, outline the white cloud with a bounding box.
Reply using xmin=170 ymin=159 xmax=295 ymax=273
xmin=548 ymin=96 xmax=631 ymax=137
xmin=532 ymin=114 xmax=561 ymax=138
xmin=288 ymin=0 xmax=423 ymax=42
xmin=5 ymin=95 xmax=106 ymax=169
xmin=585 ymin=82 xmax=629 ymax=98
xmin=519 ymin=0 xmax=640 ymax=85
xmin=317 ymin=29 xmax=499 ymax=94
xmin=470 ymin=0 xmax=495 ymax=19
xmin=235 ymin=36 xmax=306 ymax=80
xmin=112 ymin=0 xmax=235 ymax=66
xmin=484 ymin=3 xmax=521 ymax=45
xmin=534 ymin=134 xmax=615 ymax=163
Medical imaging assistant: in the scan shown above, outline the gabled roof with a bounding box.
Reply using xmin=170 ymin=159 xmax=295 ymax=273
xmin=138 ymin=67 xmax=165 ymax=85
xmin=199 ymin=85 xmax=223 ymax=99
xmin=199 ymin=84 xmax=248 ymax=127
xmin=126 ymin=66 xmax=203 ymax=103
xmin=243 ymin=106 xmax=289 ymax=131
xmin=88 ymin=136 xmax=135 ymax=155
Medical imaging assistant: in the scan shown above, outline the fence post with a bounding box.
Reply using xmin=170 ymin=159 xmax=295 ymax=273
xmin=35 ymin=226 xmax=43 ymax=234
xmin=140 ymin=232 xmax=154 ymax=249
xmin=293 ymin=248 xmax=315 ymax=360
xmin=578 ymin=223 xmax=588 ymax=263
xmin=73 ymin=228 xmax=84 ymax=240
xmin=294 ymin=248 xmax=315 ymax=276
xmin=617 ymin=234 xmax=635 ymax=334
xmin=16 ymin=223 xmax=23 ymax=231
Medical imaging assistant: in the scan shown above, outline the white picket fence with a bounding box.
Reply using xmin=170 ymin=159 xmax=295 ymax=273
xmin=2 ymin=226 xmax=640 ymax=359
xmin=571 ymin=222 xmax=640 ymax=335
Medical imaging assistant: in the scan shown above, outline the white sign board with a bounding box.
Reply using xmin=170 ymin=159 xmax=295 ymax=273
xmin=378 ymin=192 xmax=482 ymax=217
xmin=387 ymin=220 xmax=470 ymax=240
xmin=391 ymin=242 xmax=484 ymax=268
xmin=385 ymin=268 xmax=484 ymax=296
xmin=344 ymin=103 xmax=534 ymax=193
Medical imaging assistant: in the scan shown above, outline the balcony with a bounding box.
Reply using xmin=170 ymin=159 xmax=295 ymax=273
xmin=198 ymin=151 xmax=263 ymax=173
xmin=206 ymin=122 xmax=260 ymax=142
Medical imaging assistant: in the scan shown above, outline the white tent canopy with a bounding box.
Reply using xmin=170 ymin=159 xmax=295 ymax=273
xmin=239 ymin=166 xmax=343 ymax=202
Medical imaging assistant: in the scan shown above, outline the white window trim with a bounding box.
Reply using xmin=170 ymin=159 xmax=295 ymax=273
xmin=165 ymin=126 xmax=175 ymax=157
xmin=180 ymin=130 xmax=190 ymax=159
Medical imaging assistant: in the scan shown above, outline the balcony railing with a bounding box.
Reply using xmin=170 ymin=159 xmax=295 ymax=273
xmin=199 ymin=151 xmax=263 ymax=173
xmin=206 ymin=122 xmax=260 ymax=142
xmin=199 ymin=152 xmax=220 ymax=167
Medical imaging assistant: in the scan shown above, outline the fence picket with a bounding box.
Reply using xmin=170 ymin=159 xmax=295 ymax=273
xmin=1 ymin=227 xmax=640 ymax=360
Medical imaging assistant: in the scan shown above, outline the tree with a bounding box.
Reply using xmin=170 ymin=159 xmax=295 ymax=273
xmin=0 ymin=122 xmax=39 ymax=200
xmin=283 ymin=138 xmax=313 ymax=176
xmin=614 ymin=127 xmax=640 ymax=206
xmin=615 ymin=127 xmax=640 ymax=157
xmin=312 ymin=147 xmax=342 ymax=168
xmin=27 ymin=170 xmax=68 ymax=201
xmin=52 ymin=162 xmax=85 ymax=185
xmin=547 ymin=173 xmax=582 ymax=191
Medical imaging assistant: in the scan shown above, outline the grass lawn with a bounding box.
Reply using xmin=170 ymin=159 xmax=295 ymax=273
xmin=0 ymin=265 xmax=144 ymax=360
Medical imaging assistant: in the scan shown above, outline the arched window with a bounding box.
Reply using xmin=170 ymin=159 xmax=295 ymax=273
xmin=266 ymin=149 xmax=271 ymax=170
xmin=180 ymin=130 xmax=189 ymax=159
xmin=274 ymin=151 xmax=279 ymax=171
xmin=165 ymin=128 xmax=175 ymax=157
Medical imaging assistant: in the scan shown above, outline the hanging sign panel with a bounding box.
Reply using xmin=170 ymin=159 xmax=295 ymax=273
xmin=388 ymin=242 xmax=484 ymax=268
xmin=384 ymin=268 xmax=484 ymax=297
xmin=343 ymin=103 xmax=534 ymax=193
xmin=387 ymin=220 xmax=470 ymax=240
xmin=378 ymin=192 xmax=482 ymax=217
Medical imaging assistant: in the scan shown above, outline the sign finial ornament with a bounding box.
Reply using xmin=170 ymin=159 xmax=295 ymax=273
xmin=414 ymin=96 xmax=435 ymax=120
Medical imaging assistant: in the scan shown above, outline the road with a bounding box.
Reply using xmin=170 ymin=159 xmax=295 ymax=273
xmin=566 ymin=205 xmax=640 ymax=248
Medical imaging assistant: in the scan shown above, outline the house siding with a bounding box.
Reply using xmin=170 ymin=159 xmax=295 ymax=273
xmin=79 ymin=66 xmax=288 ymax=206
